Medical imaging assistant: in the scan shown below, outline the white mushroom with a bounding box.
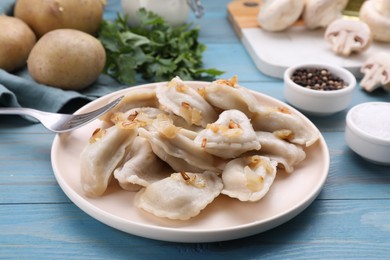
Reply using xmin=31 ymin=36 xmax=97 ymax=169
xmin=360 ymin=0 xmax=390 ymax=42
xmin=257 ymin=0 xmax=305 ymax=32
xmin=360 ymin=52 xmax=390 ymax=92
xmin=303 ymin=0 xmax=348 ymax=30
xmin=373 ymin=0 xmax=390 ymax=16
xmin=324 ymin=18 xmax=372 ymax=57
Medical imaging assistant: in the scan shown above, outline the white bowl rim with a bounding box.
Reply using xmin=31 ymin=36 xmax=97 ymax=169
xmin=284 ymin=63 xmax=356 ymax=97
xmin=346 ymin=102 xmax=390 ymax=146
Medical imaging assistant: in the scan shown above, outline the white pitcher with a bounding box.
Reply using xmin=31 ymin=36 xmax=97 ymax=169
xmin=121 ymin=0 xmax=204 ymax=27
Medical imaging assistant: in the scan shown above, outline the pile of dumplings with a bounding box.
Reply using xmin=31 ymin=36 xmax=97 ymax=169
xmin=80 ymin=76 xmax=320 ymax=220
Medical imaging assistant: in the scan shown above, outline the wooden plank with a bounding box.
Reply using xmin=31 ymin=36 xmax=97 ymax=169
xmin=227 ymin=0 xmax=261 ymax=37
xmin=0 ymin=116 xmax=45 ymax=134
xmin=1 ymin=200 xmax=390 ymax=258
xmin=202 ymin=43 xmax=276 ymax=82
xmin=1 ymin=0 xmax=389 ymax=258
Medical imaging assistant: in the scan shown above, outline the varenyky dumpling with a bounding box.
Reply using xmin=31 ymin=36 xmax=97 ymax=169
xmin=113 ymin=136 xmax=170 ymax=191
xmin=138 ymin=116 xmax=225 ymax=173
xmin=99 ymin=88 xmax=159 ymax=124
xmin=194 ymin=109 xmax=261 ymax=159
xmin=135 ymin=171 xmax=223 ymax=220
xmin=80 ymin=122 xmax=137 ymax=197
xmin=251 ymin=106 xmax=319 ymax=147
xmin=156 ymin=76 xmax=218 ymax=127
xmin=202 ymin=76 xmax=260 ymax=117
xmin=139 ymin=128 xmax=202 ymax=173
xmin=110 ymin=107 xmax=164 ymax=130
xmin=254 ymin=131 xmax=306 ymax=173
xmin=221 ymin=155 xmax=277 ymax=202
xmin=110 ymin=106 xmax=201 ymax=133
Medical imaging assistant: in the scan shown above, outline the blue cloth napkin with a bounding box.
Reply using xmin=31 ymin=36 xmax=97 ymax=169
xmin=0 ymin=0 xmax=127 ymax=114
xmin=0 ymin=69 xmax=126 ymax=113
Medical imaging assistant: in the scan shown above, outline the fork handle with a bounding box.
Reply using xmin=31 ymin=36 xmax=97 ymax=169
xmin=0 ymin=107 xmax=44 ymax=121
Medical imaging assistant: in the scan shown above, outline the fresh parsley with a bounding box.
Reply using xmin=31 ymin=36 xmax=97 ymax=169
xmin=98 ymin=9 xmax=223 ymax=85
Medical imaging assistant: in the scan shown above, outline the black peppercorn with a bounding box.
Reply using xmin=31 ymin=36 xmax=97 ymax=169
xmin=291 ymin=67 xmax=347 ymax=91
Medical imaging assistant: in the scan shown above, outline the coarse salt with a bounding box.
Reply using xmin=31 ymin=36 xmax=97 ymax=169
xmin=350 ymin=102 xmax=390 ymax=140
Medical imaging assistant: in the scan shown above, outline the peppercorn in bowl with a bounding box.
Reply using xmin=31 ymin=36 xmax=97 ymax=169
xmin=283 ymin=63 xmax=356 ymax=116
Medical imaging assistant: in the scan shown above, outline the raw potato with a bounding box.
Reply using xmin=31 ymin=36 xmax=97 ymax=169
xmin=14 ymin=0 xmax=106 ymax=38
xmin=0 ymin=16 xmax=36 ymax=72
xmin=27 ymin=29 xmax=106 ymax=90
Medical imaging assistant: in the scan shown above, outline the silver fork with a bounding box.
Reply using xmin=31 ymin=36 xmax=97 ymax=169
xmin=0 ymin=95 xmax=124 ymax=133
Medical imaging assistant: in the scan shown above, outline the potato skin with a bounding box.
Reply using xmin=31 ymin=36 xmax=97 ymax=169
xmin=27 ymin=29 xmax=106 ymax=90
xmin=14 ymin=0 xmax=106 ymax=38
xmin=0 ymin=16 xmax=36 ymax=72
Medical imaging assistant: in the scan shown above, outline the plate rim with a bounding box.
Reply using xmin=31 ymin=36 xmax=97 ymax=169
xmin=51 ymin=81 xmax=330 ymax=242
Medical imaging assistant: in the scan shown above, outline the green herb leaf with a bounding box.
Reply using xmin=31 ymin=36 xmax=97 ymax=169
xmin=98 ymin=9 xmax=224 ymax=85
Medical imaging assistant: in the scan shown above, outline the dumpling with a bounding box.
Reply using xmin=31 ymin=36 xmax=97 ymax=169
xmin=113 ymin=136 xmax=170 ymax=191
xmin=202 ymin=76 xmax=260 ymax=117
xmin=156 ymin=76 xmax=218 ymax=127
xmin=138 ymin=120 xmax=225 ymax=173
xmin=194 ymin=109 xmax=261 ymax=159
xmin=253 ymin=131 xmax=306 ymax=173
xmin=135 ymin=171 xmax=223 ymax=220
xmin=221 ymin=155 xmax=277 ymax=202
xmin=139 ymin=128 xmax=201 ymax=173
xmin=251 ymin=106 xmax=319 ymax=147
xmin=111 ymin=106 xmax=201 ymax=132
xmin=99 ymin=88 xmax=159 ymax=123
xmin=110 ymin=107 xmax=165 ymax=129
xmin=80 ymin=122 xmax=137 ymax=197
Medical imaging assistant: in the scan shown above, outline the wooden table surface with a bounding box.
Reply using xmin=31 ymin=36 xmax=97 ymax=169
xmin=1 ymin=0 xmax=390 ymax=259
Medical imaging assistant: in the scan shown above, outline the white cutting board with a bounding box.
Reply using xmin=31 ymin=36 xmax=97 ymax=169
xmin=227 ymin=0 xmax=390 ymax=79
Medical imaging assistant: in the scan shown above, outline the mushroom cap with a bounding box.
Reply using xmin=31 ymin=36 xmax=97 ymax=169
xmin=303 ymin=0 xmax=348 ymax=30
xmin=324 ymin=18 xmax=372 ymax=57
xmin=373 ymin=0 xmax=390 ymax=16
xmin=257 ymin=0 xmax=305 ymax=32
xmin=360 ymin=52 xmax=390 ymax=92
xmin=360 ymin=0 xmax=390 ymax=42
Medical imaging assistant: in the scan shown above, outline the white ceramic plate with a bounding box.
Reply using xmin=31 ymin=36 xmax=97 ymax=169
xmin=51 ymin=82 xmax=329 ymax=243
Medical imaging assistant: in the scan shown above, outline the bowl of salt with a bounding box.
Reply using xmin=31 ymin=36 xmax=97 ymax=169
xmin=345 ymin=102 xmax=390 ymax=165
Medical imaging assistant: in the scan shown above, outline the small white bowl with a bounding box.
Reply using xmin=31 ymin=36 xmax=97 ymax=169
xmin=345 ymin=102 xmax=390 ymax=165
xmin=284 ymin=63 xmax=356 ymax=116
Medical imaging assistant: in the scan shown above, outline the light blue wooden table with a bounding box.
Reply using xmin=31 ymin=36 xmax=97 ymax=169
xmin=1 ymin=0 xmax=390 ymax=259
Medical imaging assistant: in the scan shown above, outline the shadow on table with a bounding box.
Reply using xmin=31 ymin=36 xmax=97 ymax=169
xmin=64 ymin=200 xmax=324 ymax=259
